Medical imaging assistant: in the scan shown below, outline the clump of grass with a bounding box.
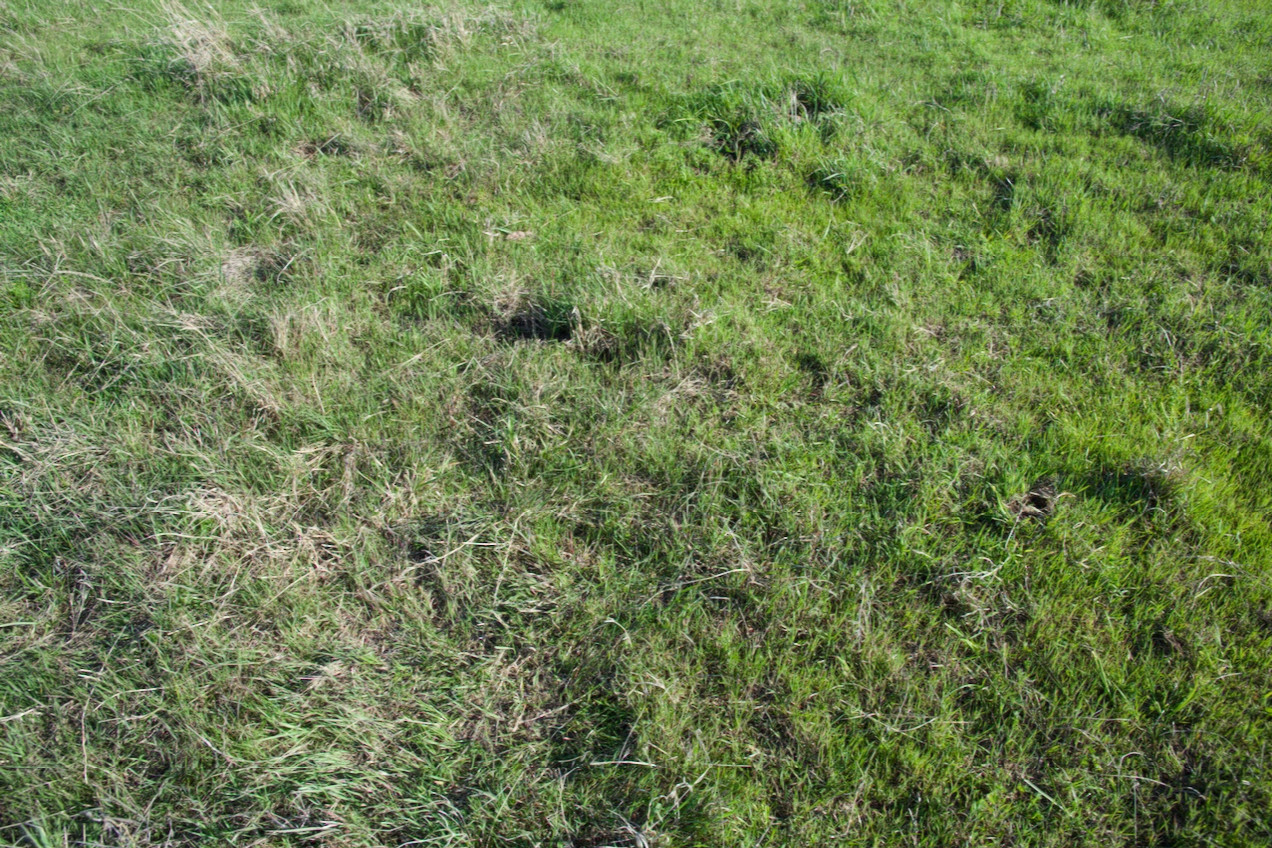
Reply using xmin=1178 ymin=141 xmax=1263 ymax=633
xmin=693 ymin=87 xmax=780 ymax=162
xmin=679 ymin=72 xmax=849 ymax=161
xmin=345 ymin=7 xmax=533 ymax=60
xmin=784 ymin=71 xmax=849 ymax=121
xmin=132 ymin=2 xmax=259 ymax=103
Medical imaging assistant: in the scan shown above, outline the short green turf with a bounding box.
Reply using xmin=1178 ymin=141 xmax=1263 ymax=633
xmin=1 ymin=0 xmax=1270 ymax=844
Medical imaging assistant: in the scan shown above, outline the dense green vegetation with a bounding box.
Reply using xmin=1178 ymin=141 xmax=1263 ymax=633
xmin=1 ymin=0 xmax=1270 ymax=844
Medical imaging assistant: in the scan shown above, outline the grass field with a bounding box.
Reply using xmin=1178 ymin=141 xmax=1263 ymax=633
xmin=1 ymin=0 xmax=1271 ymax=844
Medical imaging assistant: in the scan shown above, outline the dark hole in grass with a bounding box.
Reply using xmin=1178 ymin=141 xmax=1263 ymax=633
xmin=227 ymin=310 xmax=275 ymax=358
xmin=952 ymin=245 xmax=982 ymax=276
xmin=807 ymin=161 xmax=860 ymax=201
xmin=548 ymin=662 xmax=636 ymax=769
xmin=750 ymin=698 xmax=799 ymax=760
xmin=918 ymin=387 xmax=966 ymax=434
xmin=712 ymin=117 xmax=777 ymax=162
xmin=1149 ymin=751 xmax=1214 ymax=838
xmin=787 ymin=72 xmax=847 ymax=121
xmin=220 ymin=244 xmax=304 ymax=290
xmin=697 ymin=354 xmax=741 ymax=392
xmin=1150 ymin=625 xmax=1189 ymax=659
xmin=1085 ymin=464 xmax=1176 ymax=513
xmin=1106 ymin=102 xmax=1249 ymax=169
xmin=406 ymin=514 xmax=454 ymax=564
xmin=1025 ymin=204 xmax=1071 ymax=253
xmin=795 ymin=351 xmax=829 ymax=397
xmin=1017 ymin=78 xmax=1063 ymax=131
xmin=726 ymin=233 xmax=772 ymax=264
xmin=356 ymin=86 xmax=393 ymax=121
xmin=562 ymin=834 xmax=636 ymax=848
xmin=680 ymin=82 xmax=780 ymax=162
xmin=460 ymin=387 xmax=513 ymax=476
xmin=175 ymin=131 xmax=231 ymax=167
xmin=1007 ymin=479 xmax=1058 ymax=521
xmin=298 ymin=134 xmax=353 ymax=157
xmin=412 ymin=541 xmax=442 ymax=567
xmin=254 ymin=249 xmax=301 ymax=285
xmin=576 ymin=317 xmax=676 ymax=366
xmin=496 ymin=295 xmax=578 ymax=342
xmin=990 ymin=171 xmax=1018 ymax=214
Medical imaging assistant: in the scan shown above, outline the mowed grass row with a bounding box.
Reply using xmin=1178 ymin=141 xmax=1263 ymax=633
xmin=0 ymin=0 xmax=1270 ymax=844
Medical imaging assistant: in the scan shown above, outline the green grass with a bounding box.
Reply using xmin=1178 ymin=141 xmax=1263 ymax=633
xmin=1 ymin=0 xmax=1270 ymax=844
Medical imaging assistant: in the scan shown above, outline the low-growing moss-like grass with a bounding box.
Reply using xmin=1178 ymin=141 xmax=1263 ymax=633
xmin=1 ymin=0 xmax=1270 ymax=845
